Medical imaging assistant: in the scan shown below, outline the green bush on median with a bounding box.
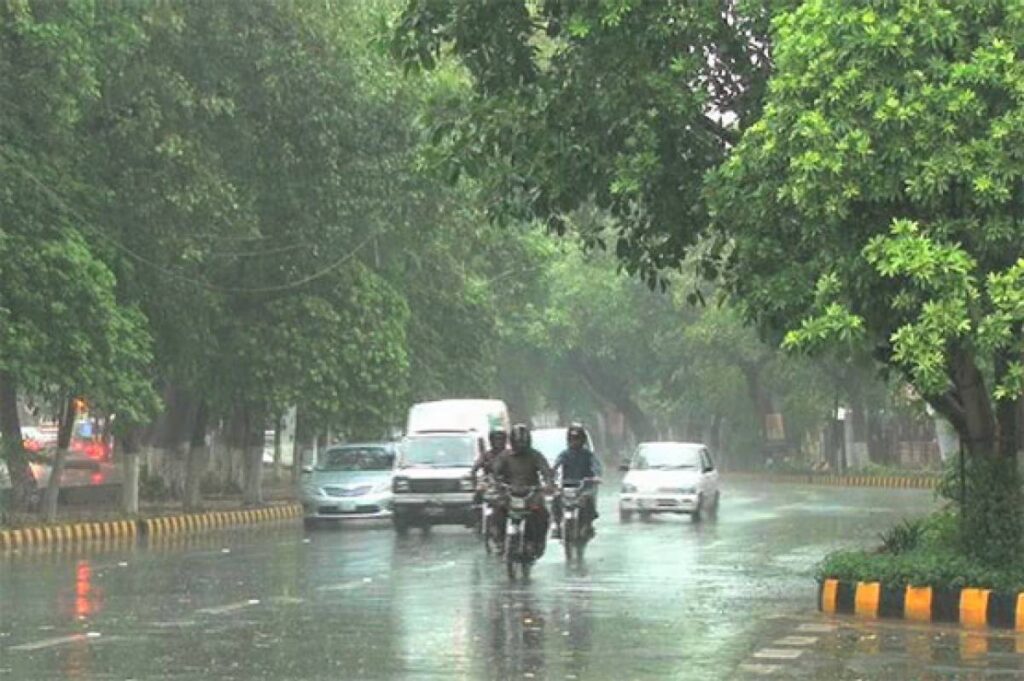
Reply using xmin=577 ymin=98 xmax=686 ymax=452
xmin=818 ymin=506 xmax=1024 ymax=593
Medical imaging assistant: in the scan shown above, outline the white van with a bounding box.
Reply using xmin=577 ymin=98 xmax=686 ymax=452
xmin=405 ymin=399 xmax=510 ymax=438
xmin=391 ymin=399 xmax=510 ymax=532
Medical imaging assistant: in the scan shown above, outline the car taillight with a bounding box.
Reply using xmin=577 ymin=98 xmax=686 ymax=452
xmin=90 ymin=472 xmax=104 ymax=485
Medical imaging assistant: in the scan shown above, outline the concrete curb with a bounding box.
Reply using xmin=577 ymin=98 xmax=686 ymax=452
xmin=0 ymin=503 xmax=302 ymax=551
xmin=729 ymin=473 xmax=938 ymax=489
xmin=819 ymin=578 xmax=1024 ymax=630
xmin=0 ymin=519 xmax=136 ymax=551
xmin=140 ymin=503 xmax=302 ymax=537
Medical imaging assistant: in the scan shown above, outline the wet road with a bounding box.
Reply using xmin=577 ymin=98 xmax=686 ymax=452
xmin=0 ymin=480 xmax=973 ymax=680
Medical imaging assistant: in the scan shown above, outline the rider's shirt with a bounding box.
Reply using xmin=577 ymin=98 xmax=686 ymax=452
xmin=493 ymin=449 xmax=554 ymax=489
xmin=553 ymin=447 xmax=601 ymax=485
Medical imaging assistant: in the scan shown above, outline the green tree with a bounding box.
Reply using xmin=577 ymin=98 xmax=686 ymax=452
xmin=392 ymin=0 xmax=792 ymax=284
xmin=0 ymin=2 xmax=157 ymax=514
xmin=709 ymin=0 xmax=1024 ymax=561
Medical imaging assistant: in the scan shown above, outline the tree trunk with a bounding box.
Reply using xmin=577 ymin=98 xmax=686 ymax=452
xmin=43 ymin=396 xmax=76 ymax=522
xmin=0 ymin=371 xmax=34 ymax=512
xmin=183 ymin=400 xmax=209 ymax=512
xmin=242 ymin=408 xmax=263 ymax=507
xmin=740 ymin=362 xmax=776 ymax=463
xmin=944 ymin=349 xmax=1022 ymax=565
xmin=121 ymin=428 xmax=141 ymax=514
xmin=272 ymin=415 xmax=283 ymax=482
xmin=568 ymin=353 xmax=656 ymax=441
xmin=291 ymin=408 xmax=303 ymax=484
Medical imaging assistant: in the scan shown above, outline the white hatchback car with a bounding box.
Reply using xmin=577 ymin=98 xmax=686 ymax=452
xmin=618 ymin=442 xmax=720 ymax=522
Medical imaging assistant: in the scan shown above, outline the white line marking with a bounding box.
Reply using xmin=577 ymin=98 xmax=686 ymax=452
xmin=738 ymin=663 xmax=783 ymax=675
xmin=796 ymin=623 xmax=837 ymax=633
xmin=268 ymin=596 xmax=305 ymax=605
xmin=196 ymin=600 xmax=259 ymax=615
xmin=318 ymin=580 xmax=369 ymax=592
xmin=10 ymin=633 xmax=100 ymax=651
xmin=753 ymin=648 xmax=804 ymax=660
xmin=774 ymin=635 xmax=819 ymax=646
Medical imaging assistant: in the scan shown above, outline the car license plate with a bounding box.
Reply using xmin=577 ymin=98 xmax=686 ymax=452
xmin=424 ymin=506 xmax=444 ymax=517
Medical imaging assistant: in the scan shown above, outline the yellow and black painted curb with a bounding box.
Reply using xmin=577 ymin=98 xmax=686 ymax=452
xmin=0 ymin=503 xmax=301 ymax=551
xmin=731 ymin=473 xmax=938 ymax=489
xmin=820 ymin=578 xmax=1024 ymax=630
xmin=0 ymin=520 xmax=136 ymax=551
xmin=140 ymin=503 xmax=301 ymax=537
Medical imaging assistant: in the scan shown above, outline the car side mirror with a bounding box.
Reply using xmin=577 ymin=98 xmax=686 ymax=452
xmin=618 ymin=463 xmax=630 ymax=472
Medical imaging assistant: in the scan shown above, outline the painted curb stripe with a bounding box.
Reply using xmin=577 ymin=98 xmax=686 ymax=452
xmin=960 ymin=588 xmax=990 ymax=628
xmin=836 ymin=581 xmax=857 ymax=614
xmin=878 ymin=584 xmax=905 ymax=619
xmin=2 ymin=503 xmax=300 ymax=550
xmin=854 ymin=582 xmax=880 ymax=618
xmin=933 ymin=587 xmax=961 ymax=623
xmin=822 ymin=580 xmax=1024 ymax=631
xmin=905 ymin=586 xmax=932 ymax=622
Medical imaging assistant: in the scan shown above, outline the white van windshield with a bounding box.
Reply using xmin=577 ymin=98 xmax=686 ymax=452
xmin=633 ymin=443 xmax=701 ymax=470
xmin=400 ymin=435 xmax=476 ymax=467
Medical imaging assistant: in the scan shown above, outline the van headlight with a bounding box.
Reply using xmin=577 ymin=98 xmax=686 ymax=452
xmin=393 ymin=477 xmax=410 ymax=493
xmin=621 ymin=483 xmax=637 ymax=494
xmin=459 ymin=477 xmax=474 ymax=491
xmin=372 ymin=480 xmax=391 ymax=493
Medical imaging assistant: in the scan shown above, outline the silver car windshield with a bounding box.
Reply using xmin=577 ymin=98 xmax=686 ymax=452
xmin=317 ymin=447 xmax=393 ymax=472
xmin=634 ymin=444 xmax=700 ymax=470
xmin=401 ymin=436 xmax=475 ymax=467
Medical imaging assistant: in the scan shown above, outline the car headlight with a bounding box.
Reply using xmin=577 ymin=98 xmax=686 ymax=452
xmin=372 ymin=480 xmax=391 ymax=493
xmin=679 ymin=486 xmax=697 ymax=495
xmin=459 ymin=477 xmax=474 ymax=491
xmin=393 ymin=477 xmax=410 ymax=493
xmin=621 ymin=483 xmax=637 ymax=494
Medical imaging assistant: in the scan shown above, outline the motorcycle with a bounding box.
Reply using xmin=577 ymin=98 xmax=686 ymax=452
xmin=476 ymin=480 xmax=503 ymax=554
xmin=560 ymin=478 xmax=599 ymax=562
xmin=501 ymin=484 xmax=544 ymax=580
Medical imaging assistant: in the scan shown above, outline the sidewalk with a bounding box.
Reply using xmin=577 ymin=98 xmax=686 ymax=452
xmin=736 ymin=614 xmax=1024 ymax=680
xmin=1 ymin=478 xmax=297 ymax=529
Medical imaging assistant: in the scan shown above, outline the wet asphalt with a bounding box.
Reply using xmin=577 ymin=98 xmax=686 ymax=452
xmin=5 ymin=479 xmax=1007 ymax=681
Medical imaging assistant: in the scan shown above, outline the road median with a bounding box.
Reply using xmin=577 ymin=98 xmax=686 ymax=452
xmin=819 ymin=578 xmax=1024 ymax=630
xmin=0 ymin=502 xmax=302 ymax=551
xmin=728 ymin=472 xmax=938 ymax=489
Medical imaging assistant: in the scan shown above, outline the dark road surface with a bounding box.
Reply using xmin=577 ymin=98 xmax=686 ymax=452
xmin=6 ymin=480 xmax=1013 ymax=681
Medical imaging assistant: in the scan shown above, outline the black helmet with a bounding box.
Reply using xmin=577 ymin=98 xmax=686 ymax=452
xmin=567 ymin=422 xmax=587 ymax=447
xmin=509 ymin=423 xmax=531 ymax=452
xmin=488 ymin=427 xmax=508 ymax=449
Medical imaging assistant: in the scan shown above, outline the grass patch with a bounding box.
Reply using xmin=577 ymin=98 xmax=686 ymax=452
xmin=817 ymin=509 xmax=1024 ymax=592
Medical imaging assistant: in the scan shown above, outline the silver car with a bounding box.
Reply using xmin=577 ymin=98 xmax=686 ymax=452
xmin=300 ymin=443 xmax=395 ymax=526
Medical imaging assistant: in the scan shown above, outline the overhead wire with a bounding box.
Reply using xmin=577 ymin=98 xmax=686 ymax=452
xmin=0 ymin=146 xmax=383 ymax=294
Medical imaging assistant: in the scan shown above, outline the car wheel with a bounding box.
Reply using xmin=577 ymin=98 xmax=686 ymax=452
xmin=619 ymin=509 xmax=633 ymax=522
xmin=691 ymin=496 xmax=703 ymax=523
xmin=709 ymin=491 xmax=720 ymax=518
xmin=639 ymin=511 xmax=653 ymax=522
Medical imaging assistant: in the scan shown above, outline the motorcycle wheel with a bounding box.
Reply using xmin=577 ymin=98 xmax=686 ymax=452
xmin=563 ymin=518 xmax=575 ymax=561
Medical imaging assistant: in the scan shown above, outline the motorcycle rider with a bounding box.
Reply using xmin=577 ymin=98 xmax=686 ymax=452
xmin=472 ymin=428 xmax=508 ymax=541
xmin=551 ymin=423 xmax=602 ymax=540
xmin=492 ymin=423 xmax=555 ymax=556
xmin=472 ymin=427 xmax=508 ymax=480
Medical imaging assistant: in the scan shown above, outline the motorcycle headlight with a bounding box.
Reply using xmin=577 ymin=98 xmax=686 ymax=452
xmin=459 ymin=477 xmax=474 ymax=491
xmin=621 ymin=483 xmax=637 ymax=494
xmin=393 ymin=477 xmax=410 ymax=493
